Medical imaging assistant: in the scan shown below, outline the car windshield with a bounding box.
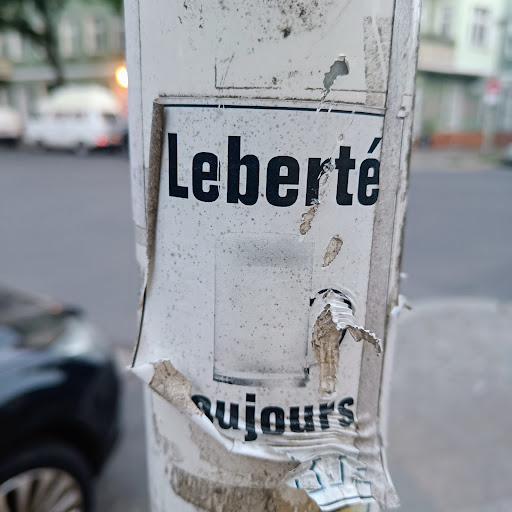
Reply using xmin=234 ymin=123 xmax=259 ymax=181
xmin=102 ymin=113 xmax=117 ymax=125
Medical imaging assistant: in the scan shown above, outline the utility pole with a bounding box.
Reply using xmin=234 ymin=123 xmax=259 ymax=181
xmin=125 ymin=1 xmax=421 ymax=510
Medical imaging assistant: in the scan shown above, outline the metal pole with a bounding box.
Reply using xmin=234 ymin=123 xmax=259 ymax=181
xmin=125 ymin=1 xmax=421 ymax=510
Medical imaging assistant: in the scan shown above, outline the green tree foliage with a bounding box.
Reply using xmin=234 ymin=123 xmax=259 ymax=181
xmin=0 ymin=0 xmax=122 ymax=88
xmin=104 ymin=0 xmax=123 ymax=13
xmin=0 ymin=0 xmax=68 ymax=87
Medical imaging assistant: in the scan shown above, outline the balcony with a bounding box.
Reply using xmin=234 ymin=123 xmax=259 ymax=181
xmin=418 ymin=33 xmax=456 ymax=74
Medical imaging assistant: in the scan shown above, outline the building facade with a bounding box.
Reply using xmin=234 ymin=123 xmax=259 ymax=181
xmin=495 ymin=0 xmax=512 ymax=142
xmin=0 ymin=0 xmax=125 ymax=119
xmin=415 ymin=0 xmax=507 ymax=146
xmin=2 ymin=0 xmax=512 ymax=146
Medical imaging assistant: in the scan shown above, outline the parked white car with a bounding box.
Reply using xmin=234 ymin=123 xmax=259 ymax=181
xmin=0 ymin=106 xmax=23 ymax=146
xmin=24 ymin=85 xmax=127 ymax=155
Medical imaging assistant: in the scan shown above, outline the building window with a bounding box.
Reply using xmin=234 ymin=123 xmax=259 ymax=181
xmin=441 ymin=82 xmax=464 ymax=132
xmin=110 ymin=17 xmax=125 ymax=53
xmin=420 ymin=0 xmax=430 ymax=33
xmin=439 ymin=5 xmax=453 ymax=40
xmin=7 ymin=32 xmax=23 ymax=61
xmin=0 ymin=87 xmax=8 ymax=106
xmin=84 ymin=16 xmax=108 ymax=55
xmin=27 ymin=40 xmax=45 ymax=61
xmin=470 ymin=7 xmax=491 ymax=48
xmin=59 ymin=19 xmax=79 ymax=58
xmin=505 ymin=23 xmax=512 ymax=60
xmin=504 ymin=88 xmax=512 ymax=131
xmin=95 ymin=17 xmax=108 ymax=53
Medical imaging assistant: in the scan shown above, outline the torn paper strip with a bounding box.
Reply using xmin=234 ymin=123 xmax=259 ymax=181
xmin=310 ymin=290 xmax=382 ymax=396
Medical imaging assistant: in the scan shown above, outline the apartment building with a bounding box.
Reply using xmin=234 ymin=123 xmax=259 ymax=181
xmin=415 ymin=0 xmax=506 ymax=146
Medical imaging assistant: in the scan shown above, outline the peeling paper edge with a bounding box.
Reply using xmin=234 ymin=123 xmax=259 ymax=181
xmin=145 ymin=100 xmax=165 ymax=285
xmin=129 ymin=91 xmax=404 ymax=506
xmin=308 ymin=291 xmax=382 ymax=397
xmin=132 ymin=360 xmax=376 ymax=511
xmin=378 ymin=295 xmax=410 ymax=455
xmin=132 ymin=360 xmax=292 ymax=463
xmin=371 ymin=296 xmax=410 ymax=510
xmin=299 ymin=145 xmax=341 ymax=236
xmin=305 ymin=292 xmax=384 ymax=508
xmin=310 ymin=291 xmax=383 ymax=352
xmin=283 ymin=453 xmax=376 ymax=511
xmin=131 ymin=100 xmax=165 ymax=368
xmin=355 ymin=0 xmax=420 ymax=506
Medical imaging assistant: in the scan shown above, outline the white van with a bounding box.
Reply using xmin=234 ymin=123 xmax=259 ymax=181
xmin=24 ymin=85 xmax=127 ymax=154
xmin=0 ymin=106 xmax=23 ymax=146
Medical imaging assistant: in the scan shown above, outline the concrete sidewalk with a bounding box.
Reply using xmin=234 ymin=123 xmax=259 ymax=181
xmin=410 ymin=148 xmax=506 ymax=172
xmin=386 ymin=297 xmax=512 ymax=512
xmin=101 ymin=297 xmax=512 ymax=512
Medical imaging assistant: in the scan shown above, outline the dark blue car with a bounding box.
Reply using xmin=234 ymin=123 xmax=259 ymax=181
xmin=0 ymin=287 xmax=121 ymax=512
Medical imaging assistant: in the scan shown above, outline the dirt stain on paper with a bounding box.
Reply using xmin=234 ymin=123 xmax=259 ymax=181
xmin=171 ymin=466 xmax=320 ymax=512
xmin=322 ymin=235 xmax=343 ymax=267
xmin=300 ymin=204 xmax=319 ymax=235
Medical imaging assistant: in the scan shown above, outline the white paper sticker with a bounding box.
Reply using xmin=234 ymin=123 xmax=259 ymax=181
xmin=136 ymin=98 xmax=387 ymax=509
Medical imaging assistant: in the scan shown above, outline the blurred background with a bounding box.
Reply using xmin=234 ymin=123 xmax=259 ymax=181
xmin=0 ymin=0 xmax=511 ymax=511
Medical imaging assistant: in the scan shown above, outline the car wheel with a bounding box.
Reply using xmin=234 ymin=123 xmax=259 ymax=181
xmin=36 ymin=141 xmax=47 ymax=152
xmin=0 ymin=442 xmax=93 ymax=512
xmin=74 ymin=143 xmax=89 ymax=157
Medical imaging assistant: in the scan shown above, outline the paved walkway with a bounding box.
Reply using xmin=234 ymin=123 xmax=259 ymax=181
xmin=411 ymin=148 xmax=506 ymax=173
xmin=386 ymin=297 xmax=512 ymax=512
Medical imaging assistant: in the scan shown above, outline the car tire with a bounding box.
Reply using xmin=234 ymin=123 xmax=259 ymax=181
xmin=0 ymin=442 xmax=94 ymax=512
xmin=74 ymin=143 xmax=90 ymax=157
xmin=36 ymin=140 xmax=47 ymax=152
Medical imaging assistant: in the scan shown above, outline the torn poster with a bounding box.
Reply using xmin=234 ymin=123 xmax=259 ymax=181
xmin=131 ymin=96 xmax=405 ymax=511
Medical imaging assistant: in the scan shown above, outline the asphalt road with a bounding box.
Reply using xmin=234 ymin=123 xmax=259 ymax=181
xmin=1 ymin=147 xmax=511 ymax=511
xmin=0 ymin=148 xmax=146 ymax=511
xmin=0 ymin=148 xmax=139 ymax=347
xmin=402 ymin=153 xmax=512 ymax=301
